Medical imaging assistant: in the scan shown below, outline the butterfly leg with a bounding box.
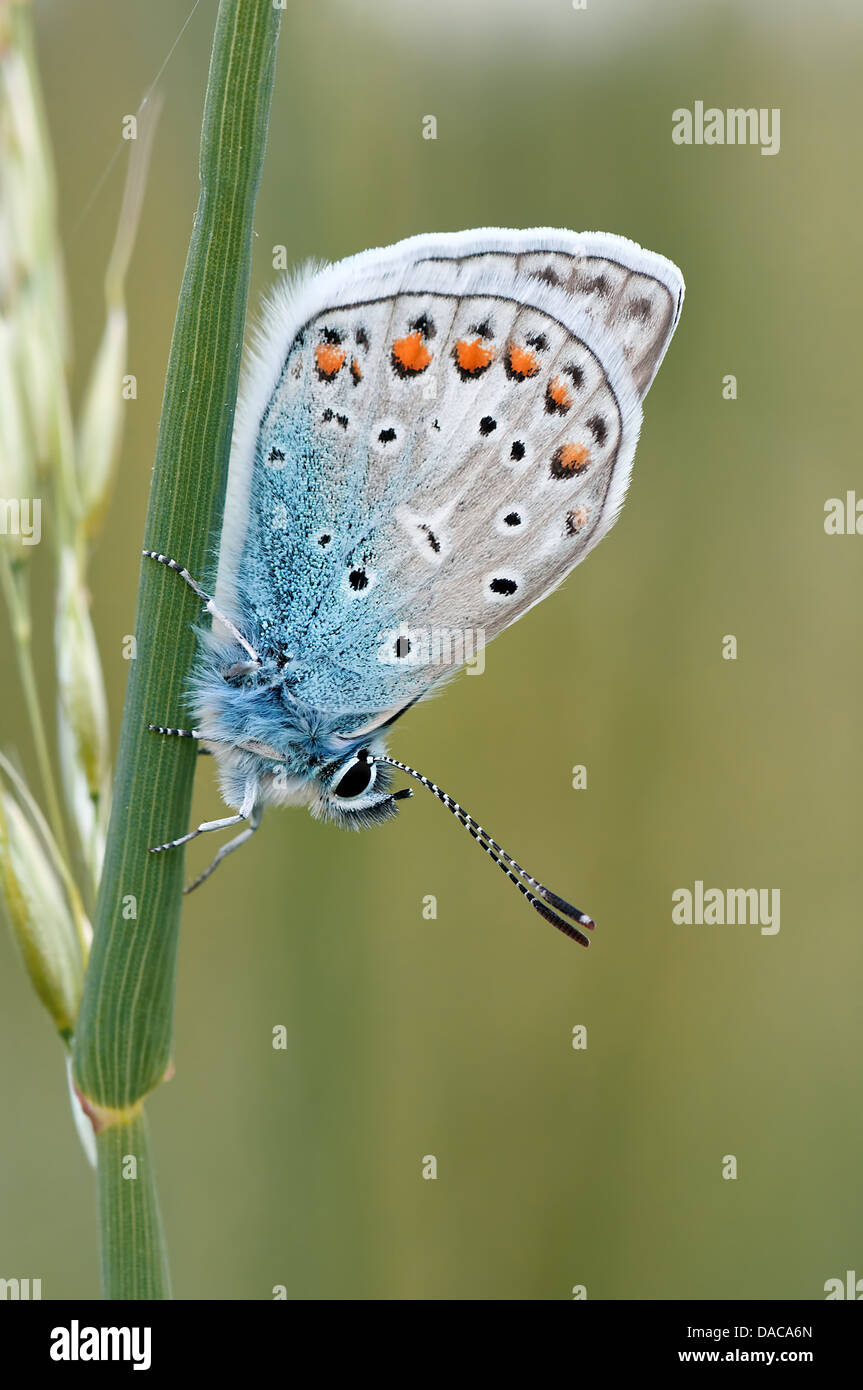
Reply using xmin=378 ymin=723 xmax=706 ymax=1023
xmin=141 ymin=549 xmax=261 ymax=665
xmin=148 ymin=723 xmax=201 ymax=739
xmin=149 ymin=811 xmax=248 ymax=857
xmin=147 ymin=722 xmax=214 ymax=754
xmin=183 ymin=806 xmax=263 ymax=894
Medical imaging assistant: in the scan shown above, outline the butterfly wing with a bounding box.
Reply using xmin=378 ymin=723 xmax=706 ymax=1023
xmin=216 ymin=230 xmax=684 ymax=721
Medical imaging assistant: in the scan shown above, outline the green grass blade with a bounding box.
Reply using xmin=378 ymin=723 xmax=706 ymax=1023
xmin=72 ymin=0 xmax=282 ymax=1296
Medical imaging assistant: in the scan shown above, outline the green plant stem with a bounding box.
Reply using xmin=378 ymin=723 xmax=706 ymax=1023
xmin=0 ymin=554 xmax=72 ymax=867
xmin=73 ymin=0 xmax=281 ymax=1298
xmin=96 ymin=1112 xmax=171 ymax=1299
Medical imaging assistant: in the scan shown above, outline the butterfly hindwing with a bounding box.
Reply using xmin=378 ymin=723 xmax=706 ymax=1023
xmin=217 ymin=230 xmax=683 ymax=720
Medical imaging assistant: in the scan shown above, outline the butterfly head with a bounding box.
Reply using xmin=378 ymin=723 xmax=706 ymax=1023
xmin=311 ymin=745 xmax=412 ymax=829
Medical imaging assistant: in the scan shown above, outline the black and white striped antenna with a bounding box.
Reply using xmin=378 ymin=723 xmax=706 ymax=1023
xmin=373 ymin=753 xmax=594 ymax=947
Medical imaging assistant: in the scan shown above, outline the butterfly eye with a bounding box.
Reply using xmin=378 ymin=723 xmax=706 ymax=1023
xmin=332 ymin=753 xmax=375 ymax=800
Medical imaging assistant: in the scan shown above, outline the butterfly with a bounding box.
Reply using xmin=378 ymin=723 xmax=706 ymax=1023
xmin=145 ymin=228 xmax=684 ymax=946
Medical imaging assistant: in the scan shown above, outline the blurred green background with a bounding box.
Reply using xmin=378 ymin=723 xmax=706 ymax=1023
xmin=2 ymin=0 xmax=862 ymax=1299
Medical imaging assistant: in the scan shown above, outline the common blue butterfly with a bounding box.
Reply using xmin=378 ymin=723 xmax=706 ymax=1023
xmin=145 ymin=228 xmax=684 ymax=946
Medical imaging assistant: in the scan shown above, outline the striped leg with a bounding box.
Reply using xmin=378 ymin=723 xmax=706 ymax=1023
xmin=142 ymin=549 xmax=261 ymax=665
xmin=184 ymin=808 xmax=262 ymax=894
xmin=148 ymin=722 xmax=214 ymax=754
xmin=148 ymin=723 xmax=201 ymax=739
xmin=149 ymin=811 xmax=248 ymax=856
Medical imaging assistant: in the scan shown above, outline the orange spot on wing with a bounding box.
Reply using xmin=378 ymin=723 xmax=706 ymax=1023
xmin=350 ymin=357 xmax=363 ymax=381
xmin=551 ymin=443 xmax=590 ymax=478
xmin=566 ymin=505 xmax=590 ymax=534
xmin=506 ymin=343 xmax=540 ymax=378
xmin=546 ymin=376 xmax=572 ymax=411
xmin=315 ymin=342 xmax=346 ymax=377
xmin=454 ymin=337 xmax=494 ymax=375
xmin=392 ymin=331 xmax=433 ymax=374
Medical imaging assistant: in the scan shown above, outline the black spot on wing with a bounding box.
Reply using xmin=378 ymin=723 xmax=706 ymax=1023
xmin=419 ymin=523 xmax=441 ymax=554
xmin=586 ymin=414 xmax=608 ymax=445
xmin=409 ymin=312 xmax=436 ymax=339
xmin=322 ymin=409 xmax=348 ymax=430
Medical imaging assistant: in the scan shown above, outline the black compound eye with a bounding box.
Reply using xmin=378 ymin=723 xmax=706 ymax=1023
xmin=333 ymin=756 xmax=374 ymax=800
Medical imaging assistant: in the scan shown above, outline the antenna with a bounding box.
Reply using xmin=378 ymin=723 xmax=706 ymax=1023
xmin=375 ymin=755 xmax=595 ymax=947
